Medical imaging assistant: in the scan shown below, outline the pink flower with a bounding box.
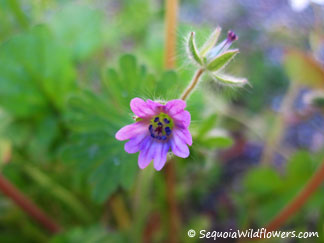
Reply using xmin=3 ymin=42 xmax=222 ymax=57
xmin=115 ymin=98 xmax=192 ymax=171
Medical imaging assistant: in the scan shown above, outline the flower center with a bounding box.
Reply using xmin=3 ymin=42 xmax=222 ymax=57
xmin=148 ymin=113 xmax=174 ymax=140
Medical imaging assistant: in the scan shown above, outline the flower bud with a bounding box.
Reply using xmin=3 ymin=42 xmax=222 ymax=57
xmin=185 ymin=28 xmax=247 ymax=87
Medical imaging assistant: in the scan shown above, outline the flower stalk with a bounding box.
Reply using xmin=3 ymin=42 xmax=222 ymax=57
xmin=180 ymin=68 xmax=205 ymax=100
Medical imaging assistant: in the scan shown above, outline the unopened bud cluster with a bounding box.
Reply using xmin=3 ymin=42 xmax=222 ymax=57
xmin=187 ymin=27 xmax=247 ymax=87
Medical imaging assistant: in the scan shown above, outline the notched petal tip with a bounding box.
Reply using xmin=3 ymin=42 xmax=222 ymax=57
xmin=130 ymin=97 xmax=159 ymax=118
xmin=172 ymin=110 xmax=191 ymax=128
xmin=166 ymin=99 xmax=187 ymax=115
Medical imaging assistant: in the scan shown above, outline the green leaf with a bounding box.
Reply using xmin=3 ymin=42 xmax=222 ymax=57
xmin=244 ymin=167 xmax=281 ymax=196
xmin=48 ymin=3 xmax=106 ymax=61
xmin=61 ymin=88 xmax=136 ymax=202
xmin=120 ymin=158 xmax=138 ymax=190
xmin=187 ymin=32 xmax=203 ymax=65
xmin=197 ymin=114 xmax=218 ymax=139
xmin=23 ymin=164 xmax=93 ymax=223
xmin=50 ymin=225 xmax=124 ymax=243
xmin=206 ymin=49 xmax=238 ymax=72
xmin=89 ymin=159 xmax=122 ymax=203
xmin=285 ymin=151 xmax=314 ymax=186
xmin=155 ymin=70 xmax=180 ymax=99
xmin=200 ymin=26 xmax=221 ymax=57
xmin=103 ymin=54 xmax=155 ymax=108
xmin=199 ymin=136 xmax=233 ymax=149
xmin=27 ymin=116 xmax=60 ymax=161
xmin=213 ymin=73 xmax=248 ymax=87
xmin=0 ymin=25 xmax=76 ymax=118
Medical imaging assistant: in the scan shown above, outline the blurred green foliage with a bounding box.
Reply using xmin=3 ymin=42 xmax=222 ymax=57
xmin=0 ymin=0 xmax=324 ymax=242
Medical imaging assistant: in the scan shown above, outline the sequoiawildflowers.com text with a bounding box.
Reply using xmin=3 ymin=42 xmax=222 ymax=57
xmin=187 ymin=228 xmax=319 ymax=240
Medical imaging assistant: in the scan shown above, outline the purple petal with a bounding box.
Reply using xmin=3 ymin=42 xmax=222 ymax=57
xmin=165 ymin=99 xmax=186 ymax=116
xmin=173 ymin=127 xmax=192 ymax=146
xmin=172 ymin=110 xmax=191 ymax=128
xmin=130 ymin=98 xmax=157 ymax=118
xmin=170 ymin=135 xmax=190 ymax=158
xmin=124 ymin=133 xmax=148 ymax=153
xmin=115 ymin=121 xmax=148 ymax=141
xmin=138 ymin=137 xmax=154 ymax=169
xmin=153 ymin=142 xmax=170 ymax=171
xmin=147 ymin=99 xmax=164 ymax=111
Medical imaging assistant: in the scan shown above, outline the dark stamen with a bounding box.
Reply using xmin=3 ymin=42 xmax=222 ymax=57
xmin=165 ymin=127 xmax=172 ymax=136
xmin=154 ymin=117 xmax=159 ymax=122
xmin=164 ymin=118 xmax=170 ymax=124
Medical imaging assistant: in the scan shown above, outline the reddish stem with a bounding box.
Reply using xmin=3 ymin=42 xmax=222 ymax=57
xmin=164 ymin=0 xmax=180 ymax=242
xmin=265 ymin=159 xmax=324 ymax=231
xmin=164 ymin=161 xmax=180 ymax=243
xmin=239 ymin=159 xmax=324 ymax=243
xmin=0 ymin=174 xmax=61 ymax=233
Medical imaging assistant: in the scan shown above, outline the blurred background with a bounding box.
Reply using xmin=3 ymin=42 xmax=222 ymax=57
xmin=0 ymin=0 xmax=324 ymax=242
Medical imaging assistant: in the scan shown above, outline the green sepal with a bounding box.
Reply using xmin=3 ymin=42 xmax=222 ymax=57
xmin=212 ymin=73 xmax=248 ymax=87
xmin=206 ymin=49 xmax=239 ymax=72
xmin=200 ymin=26 xmax=221 ymax=57
xmin=188 ymin=32 xmax=203 ymax=65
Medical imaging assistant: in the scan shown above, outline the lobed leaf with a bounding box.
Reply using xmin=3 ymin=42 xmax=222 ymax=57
xmin=0 ymin=25 xmax=76 ymax=118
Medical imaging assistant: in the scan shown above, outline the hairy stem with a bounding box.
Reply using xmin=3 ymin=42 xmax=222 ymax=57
xmin=180 ymin=68 xmax=204 ymax=100
xmin=0 ymin=174 xmax=61 ymax=233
